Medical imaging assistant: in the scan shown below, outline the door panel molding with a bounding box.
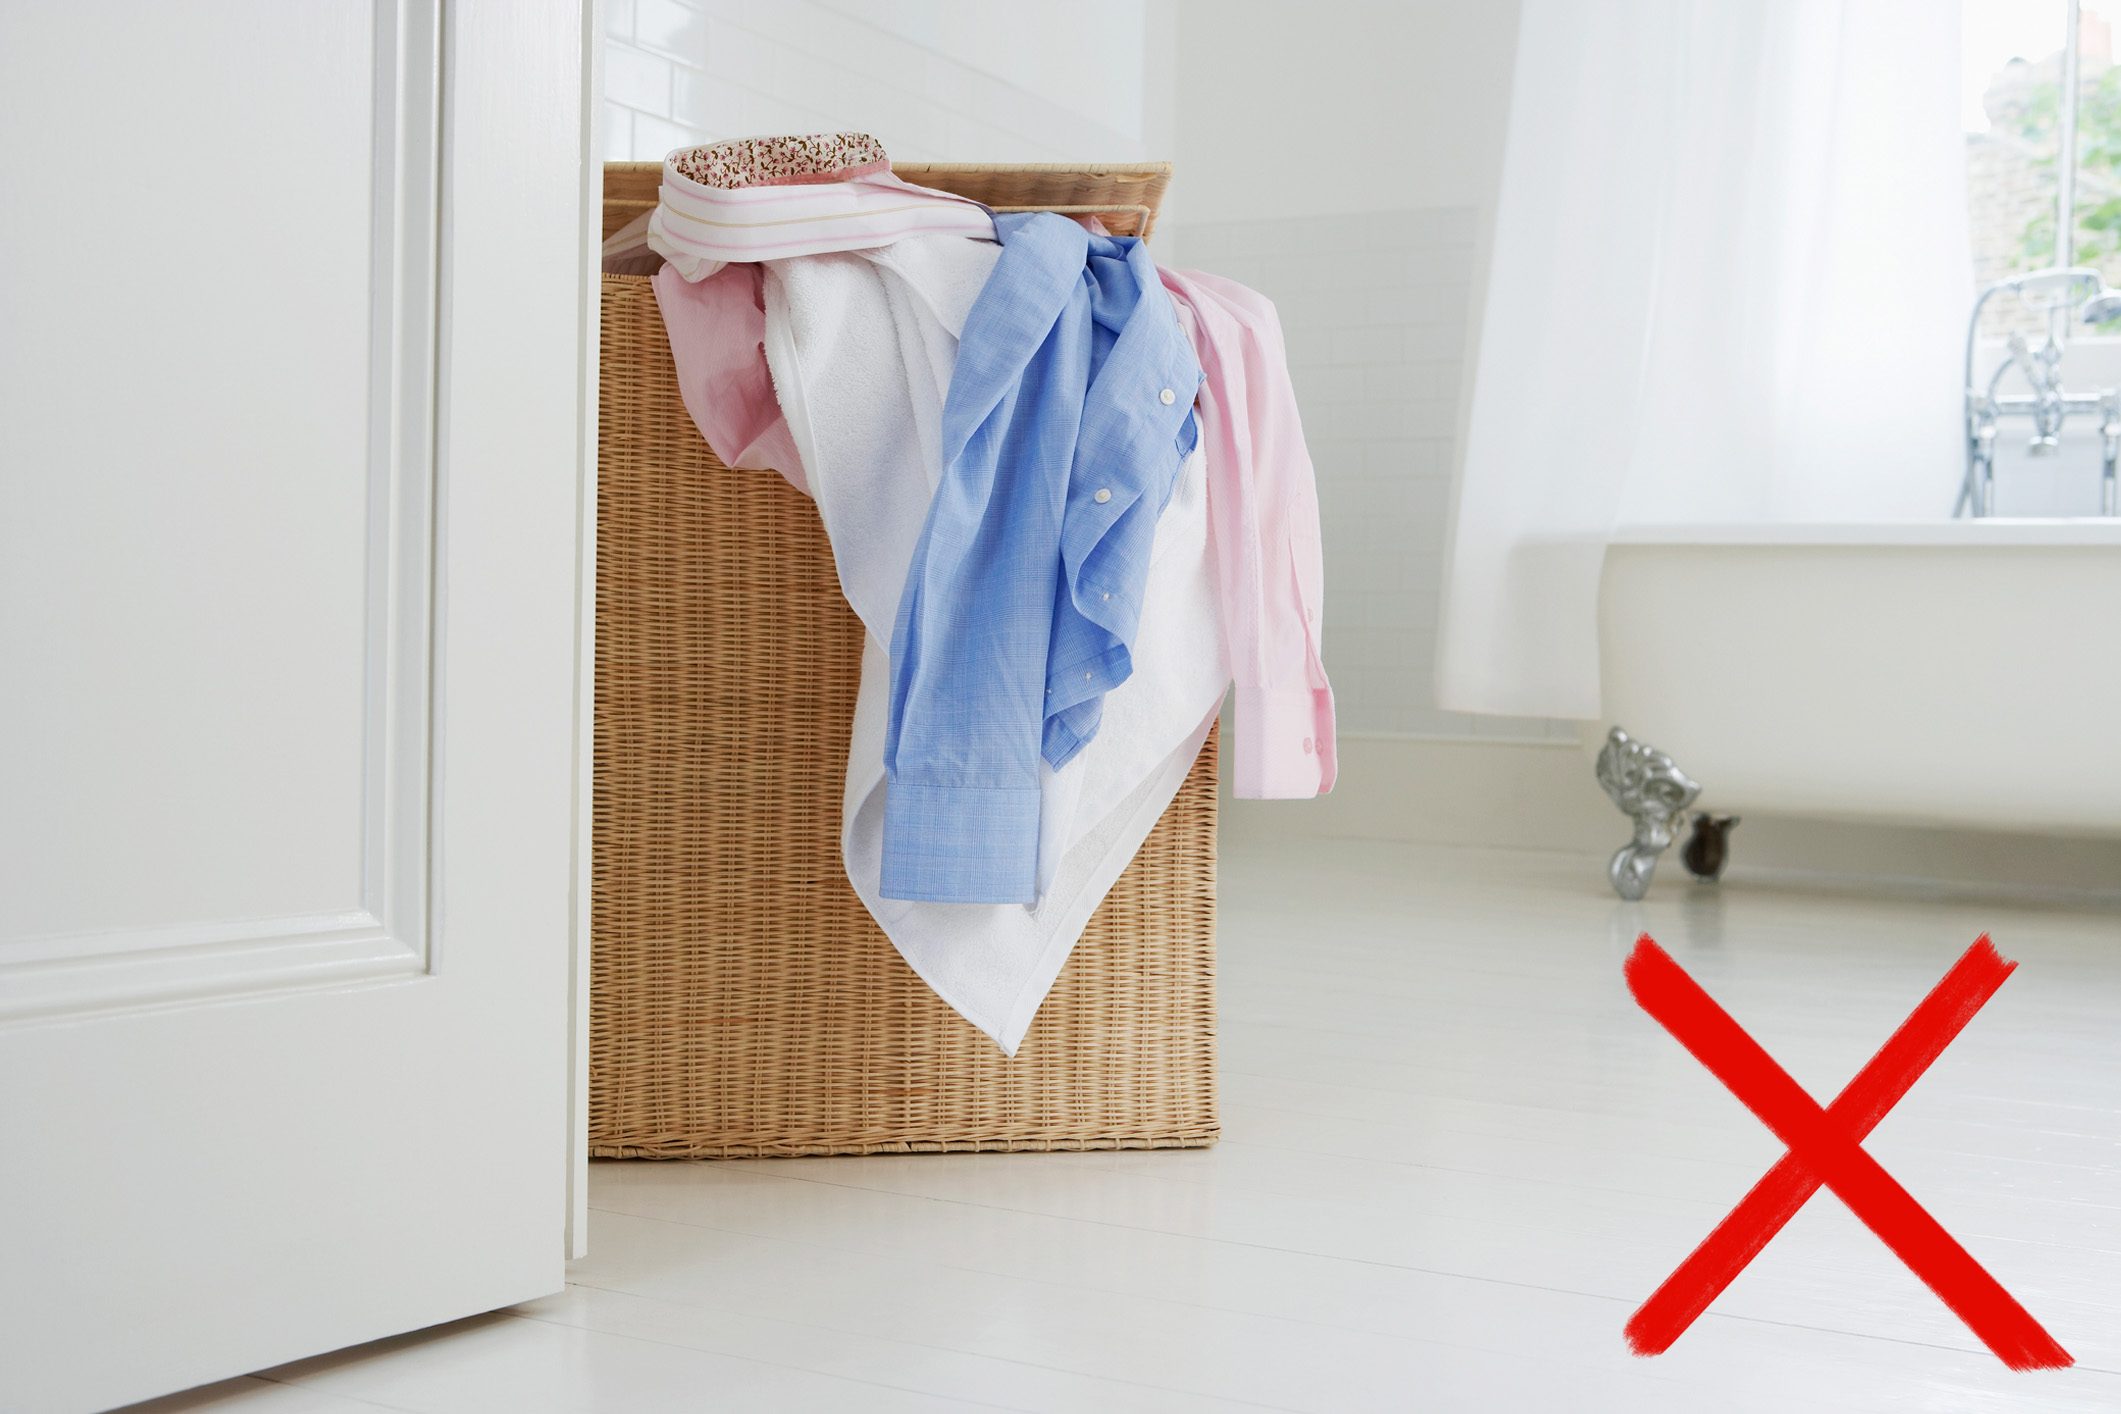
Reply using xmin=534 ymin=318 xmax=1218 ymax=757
xmin=0 ymin=913 xmax=418 ymax=1024
xmin=0 ymin=0 xmax=444 ymax=1023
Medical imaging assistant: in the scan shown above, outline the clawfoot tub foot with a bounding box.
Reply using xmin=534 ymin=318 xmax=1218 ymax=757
xmin=1681 ymin=813 xmax=1741 ymax=882
xmin=1594 ymin=727 xmax=1702 ymax=901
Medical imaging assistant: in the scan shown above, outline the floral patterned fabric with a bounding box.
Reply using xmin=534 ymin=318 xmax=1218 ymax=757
xmin=669 ymin=132 xmax=891 ymax=190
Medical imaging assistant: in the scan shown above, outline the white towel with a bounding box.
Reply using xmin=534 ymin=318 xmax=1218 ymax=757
xmin=760 ymin=237 xmax=1227 ymax=1052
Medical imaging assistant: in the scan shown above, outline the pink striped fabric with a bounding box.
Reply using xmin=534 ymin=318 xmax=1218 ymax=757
xmin=646 ymin=140 xmax=993 ymax=280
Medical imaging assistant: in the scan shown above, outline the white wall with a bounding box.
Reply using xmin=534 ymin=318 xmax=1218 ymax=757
xmin=1164 ymin=0 xmax=1518 ymax=223
xmin=603 ymin=0 xmax=1159 ymax=162
xmin=1163 ymin=0 xmax=1538 ymax=742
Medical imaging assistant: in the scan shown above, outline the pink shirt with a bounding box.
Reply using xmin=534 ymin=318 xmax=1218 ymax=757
xmin=1160 ymin=268 xmax=1336 ymax=799
xmin=652 ymin=263 xmax=810 ymax=494
xmin=650 ymin=258 xmax=1336 ymax=799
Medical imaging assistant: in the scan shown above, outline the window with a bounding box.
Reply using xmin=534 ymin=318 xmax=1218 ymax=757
xmin=1965 ymin=0 xmax=2121 ymax=337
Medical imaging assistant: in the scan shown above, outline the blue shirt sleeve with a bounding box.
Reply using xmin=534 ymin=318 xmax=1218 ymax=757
xmin=879 ymin=214 xmax=1202 ymax=904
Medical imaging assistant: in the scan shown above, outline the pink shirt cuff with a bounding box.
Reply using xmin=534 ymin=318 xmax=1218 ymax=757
xmin=1231 ymin=684 xmax=1337 ymax=798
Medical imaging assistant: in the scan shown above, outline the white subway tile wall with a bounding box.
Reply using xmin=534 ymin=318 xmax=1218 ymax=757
xmin=604 ymin=0 xmax=1148 ymax=163
xmin=1177 ymin=211 xmax=1567 ymax=742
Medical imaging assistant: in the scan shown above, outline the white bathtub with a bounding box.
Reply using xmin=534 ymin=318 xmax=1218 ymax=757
xmin=1597 ymin=521 xmax=2121 ymax=850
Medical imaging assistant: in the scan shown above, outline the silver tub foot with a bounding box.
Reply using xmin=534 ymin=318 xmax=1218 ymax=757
xmin=1595 ymin=727 xmax=1701 ymax=900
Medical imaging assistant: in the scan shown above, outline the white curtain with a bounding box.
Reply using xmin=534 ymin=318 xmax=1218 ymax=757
xmin=1437 ymin=0 xmax=1973 ymax=720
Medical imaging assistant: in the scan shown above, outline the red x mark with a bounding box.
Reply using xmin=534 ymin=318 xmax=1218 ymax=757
xmin=1623 ymin=935 xmax=2071 ymax=1370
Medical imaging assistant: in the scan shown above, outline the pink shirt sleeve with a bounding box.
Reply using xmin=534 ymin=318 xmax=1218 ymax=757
xmin=650 ymin=262 xmax=809 ymax=493
xmin=1160 ymin=268 xmax=1337 ymax=798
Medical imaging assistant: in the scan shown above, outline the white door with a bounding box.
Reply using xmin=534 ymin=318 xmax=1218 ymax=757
xmin=0 ymin=3 xmax=593 ymax=1409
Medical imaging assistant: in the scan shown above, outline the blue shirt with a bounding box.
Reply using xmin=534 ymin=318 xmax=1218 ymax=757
xmin=879 ymin=213 xmax=1203 ymax=904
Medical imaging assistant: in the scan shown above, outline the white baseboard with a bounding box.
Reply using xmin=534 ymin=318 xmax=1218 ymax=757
xmin=1222 ymin=732 xmax=2121 ymax=903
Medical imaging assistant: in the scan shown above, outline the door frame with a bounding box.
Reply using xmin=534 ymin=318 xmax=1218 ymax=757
xmin=565 ymin=0 xmax=604 ymax=1263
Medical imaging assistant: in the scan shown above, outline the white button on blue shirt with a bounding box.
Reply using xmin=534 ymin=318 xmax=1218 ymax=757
xmin=879 ymin=211 xmax=1203 ymax=905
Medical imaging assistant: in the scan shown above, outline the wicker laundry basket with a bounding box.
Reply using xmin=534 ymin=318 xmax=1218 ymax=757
xmin=590 ymin=161 xmax=1218 ymax=1158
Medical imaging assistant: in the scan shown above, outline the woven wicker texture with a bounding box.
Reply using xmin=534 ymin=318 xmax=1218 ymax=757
xmin=600 ymin=159 xmax=1172 ymax=240
xmin=591 ymin=248 xmax=1219 ymax=1157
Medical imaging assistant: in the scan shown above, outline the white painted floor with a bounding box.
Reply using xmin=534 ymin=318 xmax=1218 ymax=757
xmin=131 ymin=838 xmax=2121 ymax=1412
